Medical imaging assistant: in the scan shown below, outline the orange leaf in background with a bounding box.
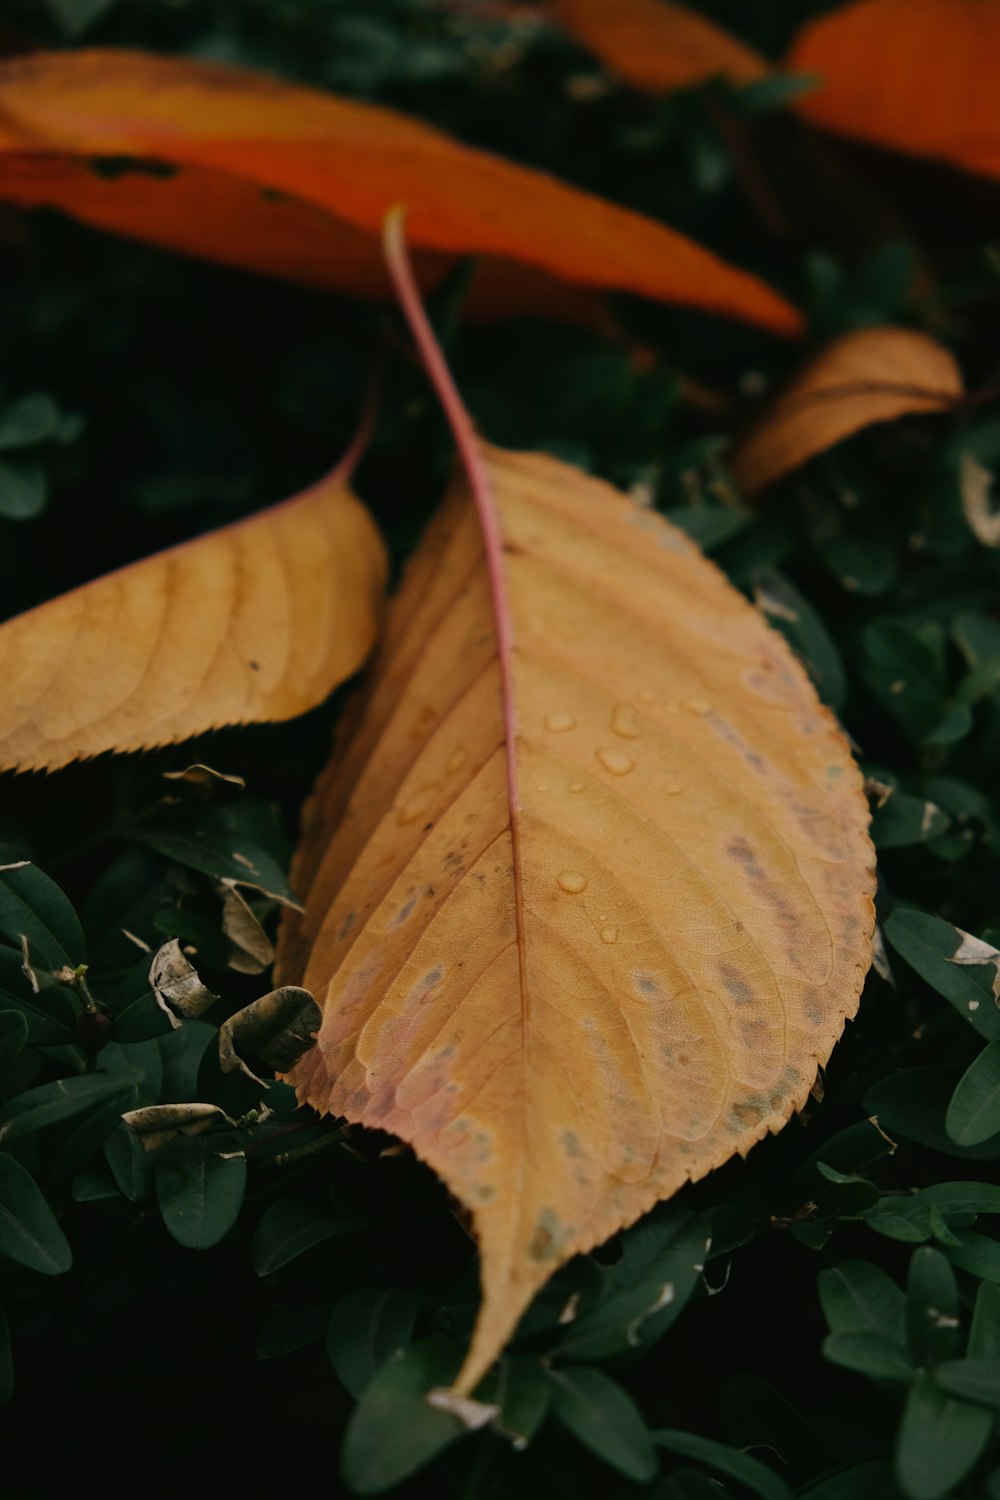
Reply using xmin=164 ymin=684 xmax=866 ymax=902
xmin=278 ymin=438 xmax=875 ymax=1396
xmin=0 ymin=470 xmax=386 ymax=772
xmin=0 ymin=48 xmax=800 ymax=336
xmin=730 ymin=327 xmax=963 ymax=496
xmin=553 ymin=0 xmax=769 ymax=94
xmin=789 ymin=0 xmax=1000 ymax=183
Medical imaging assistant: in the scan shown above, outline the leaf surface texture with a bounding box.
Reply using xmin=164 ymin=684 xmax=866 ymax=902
xmin=279 ymin=443 xmax=874 ymax=1392
xmin=0 ymin=473 xmax=386 ymax=770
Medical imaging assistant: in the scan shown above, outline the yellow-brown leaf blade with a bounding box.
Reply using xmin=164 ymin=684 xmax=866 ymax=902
xmin=0 ymin=476 xmax=386 ymax=771
xmin=731 ymin=327 xmax=963 ymax=496
xmin=280 ymin=443 xmax=874 ymax=1394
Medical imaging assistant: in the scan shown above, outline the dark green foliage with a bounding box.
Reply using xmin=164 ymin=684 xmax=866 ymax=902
xmin=0 ymin=1 xmax=999 ymax=1497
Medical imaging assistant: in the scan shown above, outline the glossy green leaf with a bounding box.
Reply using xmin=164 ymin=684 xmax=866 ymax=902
xmin=0 ymin=1069 xmax=140 ymax=1143
xmin=884 ymin=911 xmax=1000 ymax=1042
xmin=492 ymin=1353 xmax=552 ymax=1449
xmin=0 ymin=1153 xmax=71 ymax=1275
xmin=0 ymin=862 xmax=84 ymax=969
xmin=653 ymin=1429 xmax=793 ymax=1500
xmin=818 ymin=1260 xmax=906 ymax=1343
xmin=866 ymin=1183 xmax=1000 ymax=1243
xmin=251 ymin=1192 xmax=372 ymax=1275
xmin=946 ymin=1229 xmax=1000 ymax=1281
xmin=866 ymin=1069 xmax=1000 ymax=1160
xmin=134 ymin=804 xmax=297 ymax=907
xmin=933 ymin=1358 xmax=1000 ymax=1410
xmin=553 ymin=1368 xmax=657 ymax=1482
xmin=49 ymin=1082 xmax=140 ymax=1190
xmin=0 ymin=1010 xmax=27 ymax=1084
xmin=822 ymin=1331 xmax=914 ymax=1383
xmin=969 ymin=1281 xmax=1000 ymax=1358
xmin=327 ymin=1286 xmax=422 ymax=1398
xmin=753 ymin=567 xmax=846 ymax=711
xmin=906 ymin=1247 xmax=960 ymax=1366
xmin=556 ymin=1208 xmax=710 ymax=1360
xmin=104 ymin=1121 xmax=151 ymax=1203
xmin=154 ymin=1137 xmax=246 ymax=1249
xmin=341 ymin=1340 xmax=470 ymax=1495
xmin=862 ymin=621 xmax=952 ymax=746
xmin=947 ymin=1042 xmax=1000 ymax=1146
xmin=895 ymin=1370 xmax=992 ymax=1500
xmin=870 ymin=792 xmax=950 ymax=851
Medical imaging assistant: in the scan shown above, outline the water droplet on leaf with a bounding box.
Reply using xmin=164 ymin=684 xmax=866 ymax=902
xmin=597 ymin=747 xmax=634 ymax=776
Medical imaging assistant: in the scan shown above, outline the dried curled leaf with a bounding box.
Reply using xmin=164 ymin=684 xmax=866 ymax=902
xmin=947 ymin=929 xmax=1000 ymax=1002
xmin=123 ymin=1102 xmax=234 ymax=1153
xmin=554 ymin=0 xmax=769 ymax=94
xmin=219 ymin=986 xmax=321 ymax=1083
xmin=0 ymin=468 xmax=386 ymax=771
xmin=149 ymin=939 xmax=218 ymax=1028
xmin=279 ymin=442 xmax=875 ymax=1394
xmin=790 ymin=0 xmax=1000 ymax=183
xmin=221 ymin=888 xmax=275 ymax=975
xmin=0 ymin=48 xmax=800 ymax=336
xmin=730 ymin=328 xmax=963 ymax=496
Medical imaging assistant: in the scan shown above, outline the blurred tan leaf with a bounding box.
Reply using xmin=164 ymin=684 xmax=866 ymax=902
xmin=554 ymin=0 xmax=769 ymax=93
xmin=730 ymin=327 xmax=963 ymax=496
xmin=790 ymin=0 xmax=1000 ymax=182
xmin=0 ymin=471 xmax=386 ymax=771
xmin=278 ymin=440 xmax=875 ymax=1395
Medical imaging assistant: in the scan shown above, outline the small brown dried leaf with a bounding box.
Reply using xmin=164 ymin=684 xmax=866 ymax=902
xmin=122 ymin=1101 xmax=234 ymax=1152
xmin=218 ymin=986 xmax=320 ymax=1082
xmin=149 ymin=938 xmax=218 ymax=1027
xmin=221 ymin=887 xmax=274 ymax=975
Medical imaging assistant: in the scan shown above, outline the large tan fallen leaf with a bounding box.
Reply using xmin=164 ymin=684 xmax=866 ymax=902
xmin=730 ymin=327 xmax=963 ymax=496
xmin=553 ymin=0 xmax=769 ymax=94
xmin=789 ymin=0 xmax=1000 ymax=183
xmin=0 ymin=468 xmax=386 ymax=772
xmin=279 ymin=434 xmax=875 ymax=1393
xmin=0 ymin=48 xmax=800 ymax=336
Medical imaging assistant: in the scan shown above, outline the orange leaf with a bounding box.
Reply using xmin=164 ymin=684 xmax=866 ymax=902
xmin=0 ymin=48 xmax=800 ymax=336
xmin=730 ymin=327 xmax=963 ymax=496
xmin=0 ymin=470 xmax=386 ymax=772
xmin=554 ymin=0 xmax=769 ymax=94
xmin=789 ymin=0 xmax=1000 ymax=182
